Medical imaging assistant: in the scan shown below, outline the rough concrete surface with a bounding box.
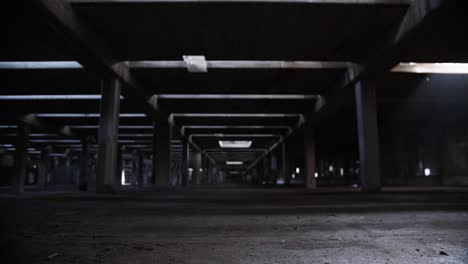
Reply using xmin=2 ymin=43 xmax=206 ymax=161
xmin=1 ymin=186 xmax=468 ymax=264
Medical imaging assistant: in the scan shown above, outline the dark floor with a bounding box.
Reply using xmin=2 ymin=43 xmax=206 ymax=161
xmin=1 ymin=185 xmax=468 ymax=264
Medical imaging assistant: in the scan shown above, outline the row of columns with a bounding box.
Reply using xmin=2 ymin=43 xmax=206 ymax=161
xmin=11 ymin=77 xmax=216 ymax=194
xmin=253 ymin=80 xmax=381 ymax=192
xmin=302 ymin=80 xmax=381 ymax=192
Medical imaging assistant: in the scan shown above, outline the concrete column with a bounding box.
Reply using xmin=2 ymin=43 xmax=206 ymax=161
xmin=137 ymin=152 xmax=144 ymax=188
xmin=281 ymin=142 xmax=287 ymax=184
xmin=181 ymin=139 xmax=189 ymax=187
xmin=355 ymin=80 xmax=381 ymax=192
xmin=79 ymin=138 xmax=89 ymax=191
xmin=193 ymin=151 xmax=202 ymax=185
xmin=153 ymin=122 xmax=172 ymax=188
xmin=262 ymin=155 xmax=268 ymax=184
xmin=12 ymin=123 xmax=30 ymax=194
xmin=304 ymin=124 xmax=317 ymax=189
xmin=37 ymin=146 xmax=50 ymax=190
xmin=115 ymin=145 xmax=123 ymax=190
xmin=96 ymin=78 xmax=121 ymax=193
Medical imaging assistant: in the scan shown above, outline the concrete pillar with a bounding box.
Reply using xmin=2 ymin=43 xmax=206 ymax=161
xmin=115 ymin=145 xmax=123 ymax=190
xmin=181 ymin=139 xmax=189 ymax=187
xmin=304 ymin=124 xmax=317 ymax=189
xmin=37 ymin=146 xmax=50 ymax=190
xmin=12 ymin=123 xmax=30 ymax=194
xmin=79 ymin=138 xmax=90 ymax=191
xmin=96 ymin=78 xmax=121 ymax=193
xmin=153 ymin=122 xmax=171 ymax=188
xmin=355 ymin=80 xmax=381 ymax=192
xmin=262 ymin=155 xmax=268 ymax=184
xmin=193 ymin=151 xmax=202 ymax=185
xmin=137 ymin=152 xmax=144 ymax=188
xmin=281 ymin=142 xmax=287 ymax=184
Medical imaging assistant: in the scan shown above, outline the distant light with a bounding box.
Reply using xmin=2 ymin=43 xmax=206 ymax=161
xmin=0 ymin=95 xmax=123 ymax=100
xmin=340 ymin=168 xmax=344 ymax=176
xmin=50 ymin=153 xmax=67 ymax=157
xmin=199 ymin=168 xmax=203 ymax=172
xmin=121 ymin=169 xmax=126 ymax=186
xmin=329 ymin=165 xmax=334 ymax=172
xmin=276 ymin=178 xmax=285 ymax=185
xmin=188 ymin=168 xmax=194 ymax=172
xmin=219 ymin=140 xmax=252 ymax=148
xmin=0 ymin=61 xmax=82 ymax=69
xmin=392 ymin=63 xmax=468 ymax=74
xmin=314 ymin=172 xmax=318 ymax=178
xmin=226 ymin=161 xmax=244 ymax=165
xmin=296 ymin=167 xmax=300 ymax=174
xmin=291 ymin=173 xmax=296 ymax=179
xmin=424 ymin=168 xmax=431 ymax=177
xmin=0 ymin=125 xmax=18 ymax=129
xmin=0 ymin=144 xmax=13 ymax=147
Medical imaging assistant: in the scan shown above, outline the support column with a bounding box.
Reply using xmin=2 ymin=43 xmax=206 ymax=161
xmin=153 ymin=121 xmax=171 ymax=188
xmin=137 ymin=152 xmax=144 ymax=188
xmin=193 ymin=151 xmax=202 ymax=185
xmin=79 ymin=138 xmax=90 ymax=191
xmin=96 ymin=78 xmax=121 ymax=193
xmin=262 ymin=155 xmax=268 ymax=185
xmin=12 ymin=123 xmax=30 ymax=194
xmin=37 ymin=146 xmax=51 ymax=190
xmin=304 ymin=123 xmax=317 ymax=189
xmin=281 ymin=141 xmax=287 ymax=184
xmin=116 ymin=145 xmax=123 ymax=190
xmin=355 ymin=80 xmax=381 ymax=192
xmin=181 ymin=139 xmax=189 ymax=187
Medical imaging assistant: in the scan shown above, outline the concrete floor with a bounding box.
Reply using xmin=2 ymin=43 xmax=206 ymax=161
xmin=1 ymin=186 xmax=468 ymax=264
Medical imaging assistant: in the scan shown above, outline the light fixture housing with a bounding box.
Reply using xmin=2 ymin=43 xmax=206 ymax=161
xmin=219 ymin=140 xmax=252 ymax=148
xmin=226 ymin=161 xmax=244 ymax=165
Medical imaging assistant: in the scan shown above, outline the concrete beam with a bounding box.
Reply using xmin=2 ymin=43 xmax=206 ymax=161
xmin=71 ymin=0 xmax=411 ymax=5
xmin=313 ymin=0 xmax=448 ymax=121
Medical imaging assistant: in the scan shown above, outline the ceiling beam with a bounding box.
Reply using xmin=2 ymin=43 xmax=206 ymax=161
xmin=32 ymin=0 xmax=166 ymax=122
xmin=313 ymin=0 xmax=448 ymax=122
xmin=71 ymin=0 xmax=411 ymax=5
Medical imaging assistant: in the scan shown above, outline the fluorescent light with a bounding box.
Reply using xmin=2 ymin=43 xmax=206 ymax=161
xmin=219 ymin=140 xmax=252 ymax=148
xmin=69 ymin=125 xmax=153 ymax=129
xmin=30 ymin=139 xmax=80 ymax=143
xmin=129 ymin=60 xmax=348 ymax=69
xmin=0 ymin=125 xmax=18 ymax=129
xmin=191 ymin=134 xmax=279 ymax=138
xmin=0 ymin=61 xmax=82 ymax=69
xmin=392 ymin=63 xmax=468 ymax=74
xmin=226 ymin=161 xmax=244 ymax=165
xmin=171 ymin=113 xmax=302 ymax=118
xmin=36 ymin=113 xmax=145 ymax=117
xmin=183 ymin=125 xmax=291 ymax=129
xmin=296 ymin=167 xmax=300 ymax=174
xmin=158 ymin=94 xmax=318 ymax=100
xmin=0 ymin=95 xmax=117 ymax=100
xmin=314 ymin=172 xmax=319 ymax=178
